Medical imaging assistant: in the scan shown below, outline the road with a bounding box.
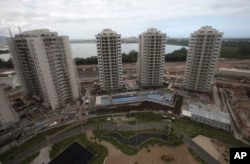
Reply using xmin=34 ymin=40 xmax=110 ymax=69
xmin=10 ymin=122 xmax=219 ymax=164
xmin=175 ymin=129 xmax=220 ymax=164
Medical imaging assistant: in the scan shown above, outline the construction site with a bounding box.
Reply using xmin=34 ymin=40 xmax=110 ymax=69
xmin=76 ymin=59 xmax=250 ymax=140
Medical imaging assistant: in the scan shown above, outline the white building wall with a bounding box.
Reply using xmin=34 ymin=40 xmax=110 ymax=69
xmin=137 ymin=28 xmax=166 ymax=87
xmin=27 ymin=37 xmax=60 ymax=109
xmin=62 ymin=36 xmax=80 ymax=99
xmin=96 ymin=29 xmax=123 ymax=91
xmin=0 ymin=75 xmax=20 ymax=88
xmin=8 ymin=29 xmax=80 ymax=110
xmin=0 ymin=87 xmax=19 ymax=130
xmin=7 ymin=40 xmax=29 ymax=94
xmin=183 ymin=26 xmax=223 ymax=92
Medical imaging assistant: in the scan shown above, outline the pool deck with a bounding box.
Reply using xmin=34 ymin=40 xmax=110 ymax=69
xmin=95 ymin=90 xmax=176 ymax=107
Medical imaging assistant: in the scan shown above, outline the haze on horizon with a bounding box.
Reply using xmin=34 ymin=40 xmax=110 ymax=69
xmin=0 ymin=0 xmax=250 ymax=39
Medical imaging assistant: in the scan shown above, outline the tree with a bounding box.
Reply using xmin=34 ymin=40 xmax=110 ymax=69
xmin=0 ymin=58 xmax=14 ymax=68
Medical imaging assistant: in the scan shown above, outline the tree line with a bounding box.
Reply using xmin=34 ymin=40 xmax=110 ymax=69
xmin=1 ymin=44 xmax=249 ymax=68
xmin=74 ymin=48 xmax=188 ymax=65
xmin=0 ymin=58 xmax=13 ymax=68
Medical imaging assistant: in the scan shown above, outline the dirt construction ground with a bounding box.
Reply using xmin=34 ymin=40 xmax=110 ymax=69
xmin=86 ymin=131 xmax=198 ymax=164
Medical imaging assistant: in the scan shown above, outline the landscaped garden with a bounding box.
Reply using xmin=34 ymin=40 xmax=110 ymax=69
xmin=92 ymin=128 xmax=183 ymax=155
xmin=0 ymin=124 xmax=69 ymax=163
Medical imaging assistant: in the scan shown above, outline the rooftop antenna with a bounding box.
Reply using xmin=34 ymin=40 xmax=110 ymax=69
xmin=18 ymin=26 xmax=22 ymax=34
xmin=8 ymin=28 xmax=13 ymax=39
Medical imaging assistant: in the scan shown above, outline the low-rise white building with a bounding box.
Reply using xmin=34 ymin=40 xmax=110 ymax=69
xmin=189 ymin=105 xmax=231 ymax=131
xmin=0 ymin=71 xmax=20 ymax=88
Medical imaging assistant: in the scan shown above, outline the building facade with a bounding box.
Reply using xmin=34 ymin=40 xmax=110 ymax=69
xmin=137 ymin=28 xmax=166 ymax=87
xmin=183 ymin=26 xmax=223 ymax=92
xmin=0 ymin=87 xmax=19 ymax=130
xmin=0 ymin=71 xmax=20 ymax=88
xmin=96 ymin=29 xmax=123 ymax=91
xmin=8 ymin=29 xmax=79 ymax=110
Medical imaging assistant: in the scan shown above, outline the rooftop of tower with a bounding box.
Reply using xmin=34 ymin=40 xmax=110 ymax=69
xmin=96 ymin=28 xmax=120 ymax=36
xmin=193 ymin=26 xmax=223 ymax=35
xmin=13 ymin=29 xmax=59 ymax=38
xmin=141 ymin=28 xmax=166 ymax=36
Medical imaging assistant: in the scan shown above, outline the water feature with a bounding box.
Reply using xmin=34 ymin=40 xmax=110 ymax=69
xmin=101 ymin=96 xmax=110 ymax=105
xmin=103 ymin=132 xmax=168 ymax=147
xmin=112 ymin=95 xmax=139 ymax=104
xmin=96 ymin=91 xmax=174 ymax=106
xmin=49 ymin=142 xmax=94 ymax=164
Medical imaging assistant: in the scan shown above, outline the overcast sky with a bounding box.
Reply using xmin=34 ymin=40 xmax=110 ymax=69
xmin=1 ymin=0 xmax=250 ymax=39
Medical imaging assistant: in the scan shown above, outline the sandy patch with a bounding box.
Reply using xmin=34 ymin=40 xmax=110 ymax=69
xmin=193 ymin=135 xmax=219 ymax=160
xmin=211 ymin=140 xmax=230 ymax=164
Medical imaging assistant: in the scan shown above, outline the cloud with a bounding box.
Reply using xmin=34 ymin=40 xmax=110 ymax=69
xmin=0 ymin=0 xmax=250 ymax=37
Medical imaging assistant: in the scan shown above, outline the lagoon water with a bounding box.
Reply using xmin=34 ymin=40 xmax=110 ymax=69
xmin=0 ymin=43 xmax=187 ymax=61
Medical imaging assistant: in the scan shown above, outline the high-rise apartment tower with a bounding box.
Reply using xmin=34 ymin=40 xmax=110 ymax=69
xmin=8 ymin=29 xmax=79 ymax=110
xmin=183 ymin=26 xmax=223 ymax=92
xmin=96 ymin=29 xmax=123 ymax=91
xmin=137 ymin=28 xmax=166 ymax=87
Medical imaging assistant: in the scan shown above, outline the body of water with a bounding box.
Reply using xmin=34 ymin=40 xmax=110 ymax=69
xmin=0 ymin=43 xmax=187 ymax=61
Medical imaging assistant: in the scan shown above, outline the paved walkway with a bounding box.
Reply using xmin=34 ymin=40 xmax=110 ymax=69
xmin=31 ymin=146 xmax=51 ymax=164
xmin=86 ymin=131 xmax=126 ymax=163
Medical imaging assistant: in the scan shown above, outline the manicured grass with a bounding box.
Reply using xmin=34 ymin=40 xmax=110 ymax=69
xmin=173 ymin=118 xmax=247 ymax=147
xmin=18 ymin=152 xmax=40 ymax=164
xmin=93 ymin=129 xmax=171 ymax=155
xmin=49 ymin=133 xmax=108 ymax=164
xmin=188 ymin=147 xmax=206 ymax=164
xmin=126 ymin=112 xmax=162 ymax=123
xmin=87 ymin=116 xmax=111 ymax=124
xmin=0 ymin=125 xmax=69 ymax=163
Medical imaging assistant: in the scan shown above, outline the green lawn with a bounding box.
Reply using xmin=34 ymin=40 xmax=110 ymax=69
xmin=126 ymin=112 xmax=162 ymax=123
xmin=173 ymin=118 xmax=247 ymax=147
xmin=0 ymin=125 xmax=69 ymax=163
xmin=49 ymin=133 xmax=107 ymax=164
xmin=87 ymin=116 xmax=111 ymax=124
xmin=18 ymin=152 xmax=40 ymax=164
xmin=220 ymin=46 xmax=240 ymax=58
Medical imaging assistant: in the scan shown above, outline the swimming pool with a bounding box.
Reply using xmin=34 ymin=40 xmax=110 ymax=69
xmin=112 ymin=96 xmax=139 ymax=104
xmin=145 ymin=93 xmax=163 ymax=101
xmin=101 ymin=97 xmax=110 ymax=105
xmin=96 ymin=91 xmax=175 ymax=106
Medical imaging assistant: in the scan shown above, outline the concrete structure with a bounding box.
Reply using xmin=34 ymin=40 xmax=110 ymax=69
xmin=8 ymin=29 xmax=79 ymax=110
xmin=190 ymin=104 xmax=231 ymax=131
xmin=0 ymin=87 xmax=19 ymax=130
xmin=95 ymin=90 xmax=176 ymax=107
xmin=137 ymin=28 xmax=166 ymax=87
xmin=96 ymin=29 xmax=123 ymax=91
xmin=216 ymin=68 xmax=250 ymax=79
xmin=183 ymin=26 xmax=223 ymax=92
xmin=0 ymin=71 xmax=20 ymax=88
